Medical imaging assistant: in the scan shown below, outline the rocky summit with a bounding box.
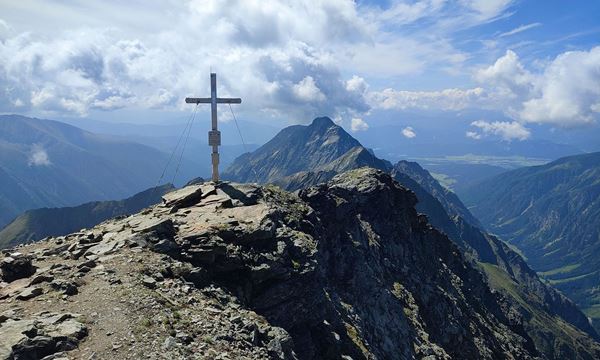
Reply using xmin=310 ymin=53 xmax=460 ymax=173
xmin=0 ymin=168 xmax=594 ymax=359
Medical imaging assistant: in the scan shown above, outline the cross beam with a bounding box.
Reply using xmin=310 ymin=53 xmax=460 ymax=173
xmin=185 ymin=73 xmax=242 ymax=183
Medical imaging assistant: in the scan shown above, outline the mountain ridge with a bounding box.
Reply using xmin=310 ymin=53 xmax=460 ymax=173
xmin=0 ymin=184 xmax=175 ymax=249
xmin=222 ymin=116 xmax=600 ymax=357
xmin=0 ymin=169 xmax=551 ymax=359
xmin=462 ymin=151 xmax=600 ymax=332
xmin=0 ymin=114 xmax=198 ymax=227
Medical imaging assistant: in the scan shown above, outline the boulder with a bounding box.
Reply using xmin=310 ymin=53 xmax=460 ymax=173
xmin=132 ymin=218 xmax=174 ymax=237
xmin=16 ymin=287 xmax=43 ymax=301
xmin=1 ymin=255 xmax=36 ymax=282
xmin=50 ymin=280 xmax=78 ymax=296
xmin=0 ymin=313 xmax=87 ymax=360
xmin=142 ymin=276 xmax=157 ymax=289
xmin=161 ymin=185 xmax=204 ymax=209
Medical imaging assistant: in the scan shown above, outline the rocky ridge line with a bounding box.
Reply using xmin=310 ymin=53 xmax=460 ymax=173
xmin=0 ymin=169 xmax=582 ymax=359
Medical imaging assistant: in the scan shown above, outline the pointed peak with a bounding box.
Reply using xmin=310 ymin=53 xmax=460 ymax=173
xmin=310 ymin=116 xmax=336 ymax=128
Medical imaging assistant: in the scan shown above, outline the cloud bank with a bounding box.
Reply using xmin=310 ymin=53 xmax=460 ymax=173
xmin=0 ymin=0 xmax=597 ymax=134
xmin=467 ymin=120 xmax=530 ymax=141
xmin=370 ymin=47 xmax=600 ymax=128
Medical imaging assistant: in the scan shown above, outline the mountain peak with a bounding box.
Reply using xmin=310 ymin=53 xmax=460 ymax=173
xmin=223 ymin=116 xmax=379 ymax=185
xmin=309 ymin=116 xmax=335 ymax=128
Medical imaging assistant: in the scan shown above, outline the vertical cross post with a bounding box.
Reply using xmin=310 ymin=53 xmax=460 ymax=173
xmin=210 ymin=73 xmax=219 ymax=182
xmin=185 ymin=73 xmax=242 ymax=183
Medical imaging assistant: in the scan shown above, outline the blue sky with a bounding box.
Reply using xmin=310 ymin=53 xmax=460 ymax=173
xmin=0 ymin=0 xmax=599 ymax=143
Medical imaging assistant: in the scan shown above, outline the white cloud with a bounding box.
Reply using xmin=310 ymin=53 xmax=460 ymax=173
xmin=460 ymin=0 xmax=515 ymax=21
xmin=0 ymin=0 xmax=517 ymax=120
xmin=0 ymin=1 xmax=371 ymax=122
xmin=28 ymin=144 xmax=51 ymax=166
xmin=369 ymin=47 xmax=600 ymax=129
xmin=0 ymin=0 xmax=595 ymax=135
xmin=475 ymin=50 xmax=534 ymax=99
xmin=465 ymin=131 xmax=481 ymax=139
xmin=476 ymin=47 xmax=600 ymax=126
xmin=369 ymin=87 xmax=485 ymax=111
xmin=402 ymin=126 xmax=417 ymax=138
xmin=469 ymin=120 xmax=530 ymax=141
xmin=351 ymin=117 xmax=369 ymax=132
xmin=345 ymin=75 xmax=368 ymax=94
xmin=499 ymin=23 xmax=542 ymax=37
xmin=292 ymin=76 xmax=326 ymax=102
xmin=519 ymin=47 xmax=600 ymax=125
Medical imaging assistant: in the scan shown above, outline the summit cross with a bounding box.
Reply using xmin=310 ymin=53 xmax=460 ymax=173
xmin=185 ymin=73 xmax=242 ymax=183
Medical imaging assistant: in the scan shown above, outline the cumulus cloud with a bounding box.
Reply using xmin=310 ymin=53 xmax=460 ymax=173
xmin=0 ymin=0 xmax=517 ymax=122
xmin=0 ymin=1 xmax=372 ymax=122
xmin=2 ymin=0 xmax=595 ymax=133
xmin=368 ymin=47 xmax=600 ymax=129
xmin=476 ymin=47 xmax=600 ymax=126
xmin=468 ymin=120 xmax=530 ymax=141
xmin=351 ymin=117 xmax=369 ymax=132
xmin=369 ymin=87 xmax=485 ymax=111
xmin=475 ymin=50 xmax=534 ymax=100
xmin=292 ymin=76 xmax=326 ymax=102
xmin=402 ymin=126 xmax=417 ymax=138
xmin=465 ymin=131 xmax=482 ymax=140
xmin=519 ymin=47 xmax=600 ymax=125
xmin=345 ymin=75 xmax=368 ymax=94
xmin=28 ymin=144 xmax=51 ymax=166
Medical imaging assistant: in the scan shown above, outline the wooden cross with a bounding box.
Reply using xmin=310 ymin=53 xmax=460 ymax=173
xmin=185 ymin=73 xmax=242 ymax=183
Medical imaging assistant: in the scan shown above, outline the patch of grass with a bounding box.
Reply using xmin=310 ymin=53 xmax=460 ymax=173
xmin=202 ymin=335 xmax=214 ymax=344
xmin=344 ymin=322 xmax=370 ymax=358
xmin=547 ymin=271 xmax=597 ymax=285
xmin=291 ymin=259 xmax=301 ymax=270
xmin=538 ymin=263 xmax=581 ymax=277
xmin=429 ymin=172 xmax=457 ymax=189
xmin=479 ymin=261 xmax=594 ymax=355
xmin=479 ymin=262 xmax=530 ymax=310
xmin=583 ymin=305 xmax=600 ymax=320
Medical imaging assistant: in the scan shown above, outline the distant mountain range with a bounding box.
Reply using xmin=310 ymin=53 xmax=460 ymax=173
xmin=224 ymin=116 xmax=600 ymax=357
xmin=0 ymin=115 xmax=202 ymax=227
xmin=0 ymin=184 xmax=174 ymax=249
xmin=462 ymin=151 xmax=600 ymax=332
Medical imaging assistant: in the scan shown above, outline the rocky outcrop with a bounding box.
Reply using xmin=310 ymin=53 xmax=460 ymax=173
xmin=223 ymin=116 xmax=600 ymax=357
xmin=0 ymin=311 xmax=87 ymax=360
xmin=1 ymin=254 xmax=36 ymax=283
xmin=2 ymin=169 xmax=599 ymax=359
xmin=0 ymin=184 xmax=175 ymax=249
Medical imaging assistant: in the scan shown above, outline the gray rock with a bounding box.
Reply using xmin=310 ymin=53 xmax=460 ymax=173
xmin=162 ymin=185 xmax=204 ymax=209
xmin=163 ymin=336 xmax=177 ymax=350
xmin=152 ymin=239 xmax=179 ymax=254
xmin=133 ymin=218 xmax=174 ymax=236
xmin=142 ymin=276 xmax=157 ymax=289
xmin=85 ymin=241 xmax=118 ymax=256
xmin=0 ymin=313 xmax=86 ymax=360
xmin=16 ymin=287 xmax=43 ymax=300
xmin=50 ymin=280 xmax=78 ymax=296
xmin=1 ymin=255 xmax=36 ymax=282
xmin=28 ymin=273 xmax=54 ymax=286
